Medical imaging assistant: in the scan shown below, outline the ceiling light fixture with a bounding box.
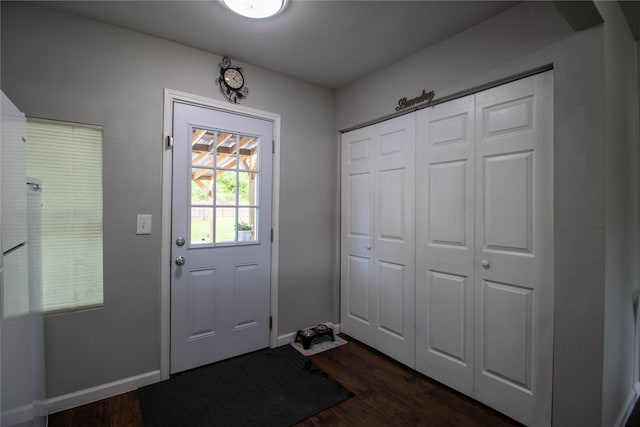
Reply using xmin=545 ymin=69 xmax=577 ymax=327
xmin=221 ymin=0 xmax=287 ymax=19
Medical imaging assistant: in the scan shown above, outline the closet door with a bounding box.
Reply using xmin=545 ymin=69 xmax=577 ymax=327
xmin=341 ymin=126 xmax=375 ymax=346
xmin=415 ymin=95 xmax=475 ymax=396
xmin=473 ymin=72 xmax=553 ymax=426
xmin=372 ymin=115 xmax=415 ymax=367
xmin=341 ymin=114 xmax=416 ymax=367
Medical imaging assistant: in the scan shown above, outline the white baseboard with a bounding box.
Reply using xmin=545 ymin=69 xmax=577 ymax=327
xmin=615 ymin=387 xmax=639 ymax=427
xmin=276 ymin=322 xmax=341 ymax=347
xmin=43 ymin=324 xmax=343 ymax=415
xmin=1 ymin=403 xmax=33 ymax=426
xmin=45 ymin=370 xmax=161 ymax=415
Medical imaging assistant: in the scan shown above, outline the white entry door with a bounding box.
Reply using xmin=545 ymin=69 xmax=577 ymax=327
xmin=341 ymin=114 xmax=416 ymax=368
xmin=171 ymin=102 xmax=273 ymax=374
xmin=473 ymin=72 xmax=553 ymax=426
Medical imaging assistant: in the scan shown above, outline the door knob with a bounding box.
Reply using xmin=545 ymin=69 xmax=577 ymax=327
xmin=366 ymin=245 xmax=372 ymax=250
xmin=175 ymin=256 xmax=185 ymax=266
xmin=480 ymin=259 xmax=490 ymax=269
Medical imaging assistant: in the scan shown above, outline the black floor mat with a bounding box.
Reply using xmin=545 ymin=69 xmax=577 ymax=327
xmin=138 ymin=345 xmax=353 ymax=427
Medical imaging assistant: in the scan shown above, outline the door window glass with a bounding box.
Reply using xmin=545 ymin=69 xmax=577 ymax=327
xmin=190 ymin=127 xmax=259 ymax=246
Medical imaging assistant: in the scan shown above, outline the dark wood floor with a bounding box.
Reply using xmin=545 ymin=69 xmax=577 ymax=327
xmin=49 ymin=334 xmax=520 ymax=426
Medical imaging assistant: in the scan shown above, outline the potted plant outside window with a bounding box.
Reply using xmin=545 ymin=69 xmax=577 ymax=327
xmin=236 ymin=221 xmax=253 ymax=241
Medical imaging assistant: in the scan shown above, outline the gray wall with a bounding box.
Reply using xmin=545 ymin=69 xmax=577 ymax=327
xmin=335 ymin=2 xmax=618 ymax=425
xmin=1 ymin=2 xmax=336 ymax=397
xmin=595 ymin=2 xmax=640 ymax=426
xmin=3 ymin=1 xmax=638 ymax=424
xmin=336 ymin=2 xmax=575 ymax=131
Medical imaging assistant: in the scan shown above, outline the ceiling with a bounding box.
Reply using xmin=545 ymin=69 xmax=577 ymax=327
xmin=32 ymin=0 xmax=520 ymax=89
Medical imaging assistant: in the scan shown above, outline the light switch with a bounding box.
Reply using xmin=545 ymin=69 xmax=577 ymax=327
xmin=136 ymin=214 xmax=152 ymax=235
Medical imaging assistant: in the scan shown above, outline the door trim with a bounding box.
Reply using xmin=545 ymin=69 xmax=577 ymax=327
xmin=160 ymin=89 xmax=281 ymax=380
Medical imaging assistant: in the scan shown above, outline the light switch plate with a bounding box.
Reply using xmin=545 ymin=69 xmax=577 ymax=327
xmin=136 ymin=214 xmax=152 ymax=235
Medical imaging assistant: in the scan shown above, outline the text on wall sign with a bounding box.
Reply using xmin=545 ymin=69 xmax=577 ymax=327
xmin=395 ymin=89 xmax=435 ymax=111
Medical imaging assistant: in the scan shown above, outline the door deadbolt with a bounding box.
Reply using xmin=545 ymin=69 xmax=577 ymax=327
xmin=176 ymin=237 xmax=185 ymax=247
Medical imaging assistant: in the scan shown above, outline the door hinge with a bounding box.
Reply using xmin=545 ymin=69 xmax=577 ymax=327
xmin=271 ymin=228 xmax=273 ymax=242
xmin=272 ymin=140 xmax=275 ymax=154
xmin=166 ymin=135 xmax=174 ymax=149
xmin=269 ymin=316 xmax=273 ymax=330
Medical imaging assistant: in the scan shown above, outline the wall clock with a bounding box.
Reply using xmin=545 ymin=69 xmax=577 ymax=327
xmin=217 ymin=56 xmax=249 ymax=104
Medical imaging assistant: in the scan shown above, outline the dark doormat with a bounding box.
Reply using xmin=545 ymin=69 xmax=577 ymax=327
xmin=138 ymin=344 xmax=353 ymax=427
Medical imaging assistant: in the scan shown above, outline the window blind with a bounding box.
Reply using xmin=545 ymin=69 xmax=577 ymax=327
xmin=26 ymin=119 xmax=103 ymax=312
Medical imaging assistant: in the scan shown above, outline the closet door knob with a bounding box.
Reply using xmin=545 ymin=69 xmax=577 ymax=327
xmin=366 ymin=245 xmax=372 ymax=250
xmin=480 ymin=260 xmax=490 ymax=269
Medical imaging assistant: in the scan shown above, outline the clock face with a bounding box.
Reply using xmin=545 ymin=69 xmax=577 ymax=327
xmin=223 ymin=68 xmax=244 ymax=90
xmin=218 ymin=57 xmax=248 ymax=104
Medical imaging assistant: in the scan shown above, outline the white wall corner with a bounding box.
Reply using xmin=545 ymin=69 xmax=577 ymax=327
xmin=1 ymin=403 xmax=33 ymax=427
xmin=44 ymin=370 xmax=161 ymax=415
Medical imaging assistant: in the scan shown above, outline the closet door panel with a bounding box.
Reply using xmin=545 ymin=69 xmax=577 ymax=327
xmin=416 ymin=96 xmax=475 ymax=396
xmin=428 ymin=271 xmax=467 ymax=362
xmin=347 ymin=255 xmax=371 ymax=323
xmin=377 ymin=261 xmax=406 ymax=337
xmin=373 ymin=114 xmax=415 ymax=368
xmin=482 ymin=280 xmax=532 ymax=388
xmin=377 ymin=168 xmax=405 ymax=240
xmin=341 ymin=128 xmax=375 ymax=345
xmin=483 ymin=151 xmax=533 ymax=253
xmin=474 ymin=72 xmax=553 ymax=426
xmin=429 ymin=160 xmax=468 ymax=246
xmin=348 ymin=174 xmax=372 ymax=236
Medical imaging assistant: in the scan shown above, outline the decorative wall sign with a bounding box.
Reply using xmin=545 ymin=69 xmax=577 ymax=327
xmin=217 ymin=56 xmax=249 ymax=104
xmin=395 ymin=89 xmax=435 ymax=111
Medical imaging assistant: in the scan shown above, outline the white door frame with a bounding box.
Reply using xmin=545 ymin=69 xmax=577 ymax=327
xmin=160 ymin=89 xmax=281 ymax=380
